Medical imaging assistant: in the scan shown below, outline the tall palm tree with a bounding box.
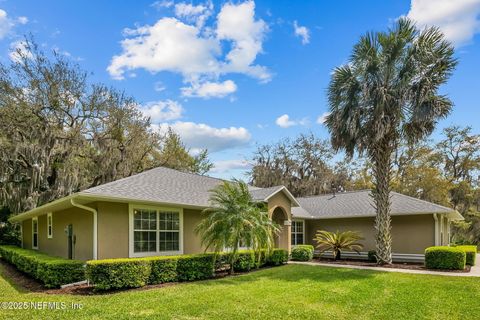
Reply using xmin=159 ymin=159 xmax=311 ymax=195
xmin=195 ymin=180 xmax=280 ymax=274
xmin=325 ymin=18 xmax=457 ymax=264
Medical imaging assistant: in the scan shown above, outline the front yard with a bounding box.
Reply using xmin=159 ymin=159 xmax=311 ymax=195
xmin=1 ymin=263 xmax=480 ymax=319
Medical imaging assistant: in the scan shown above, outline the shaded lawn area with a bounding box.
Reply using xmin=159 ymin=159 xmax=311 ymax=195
xmin=1 ymin=263 xmax=480 ymax=320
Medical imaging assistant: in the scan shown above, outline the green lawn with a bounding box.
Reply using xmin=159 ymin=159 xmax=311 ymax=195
xmin=1 ymin=263 xmax=480 ymax=320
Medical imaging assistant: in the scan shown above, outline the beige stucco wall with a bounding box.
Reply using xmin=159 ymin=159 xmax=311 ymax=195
xmin=97 ymin=202 xmax=129 ymax=259
xmin=268 ymin=192 xmax=292 ymax=252
xmin=21 ymin=207 xmax=94 ymax=260
xmin=17 ymin=190 xmax=295 ymax=260
xmin=305 ymin=214 xmax=435 ymax=254
xmin=183 ymin=208 xmax=209 ymax=254
xmin=22 ymin=219 xmax=32 ymax=249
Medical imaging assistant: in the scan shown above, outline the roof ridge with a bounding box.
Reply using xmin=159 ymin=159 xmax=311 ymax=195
xmin=390 ymin=191 xmax=455 ymax=212
xmin=297 ymin=189 xmax=371 ymax=200
xmin=82 ymin=165 xmax=265 ymax=193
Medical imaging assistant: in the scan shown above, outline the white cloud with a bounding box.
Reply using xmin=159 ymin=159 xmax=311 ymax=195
xmin=181 ymin=79 xmax=237 ymax=98
xmin=175 ymin=1 xmax=213 ymax=28
xmin=9 ymin=40 xmax=33 ymax=62
xmin=293 ymin=20 xmax=310 ymax=44
xmin=275 ymin=114 xmax=308 ymax=128
xmin=151 ymin=0 xmax=174 ymax=9
xmin=17 ymin=16 xmax=28 ymax=25
xmin=0 ymin=10 xmax=28 ymax=40
xmin=210 ymin=159 xmax=251 ymax=174
xmin=0 ymin=9 xmax=15 ymax=39
xmin=108 ymin=17 xmax=221 ymax=80
xmin=155 ymin=121 xmax=251 ymax=152
xmin=316 ymin=112 xmax=330 ymax=124
xmin=216 ymin=1 xmax=270 ymax=81
xmin=138 ymin=100 xmax=184 ymax=122
xmin=154 ymin=81 xmax=166 ymax=92
xmin=276 ymin=114 xmax=295 ymax=128
xmin=406 ymin=0 xmax=480 ymax=46
xmin=108 ymin=1 xmax=270 ymax=98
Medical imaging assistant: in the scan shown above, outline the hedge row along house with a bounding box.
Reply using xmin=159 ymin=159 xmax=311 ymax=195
xmin=10 ymin=166 xmax=463 ymax=262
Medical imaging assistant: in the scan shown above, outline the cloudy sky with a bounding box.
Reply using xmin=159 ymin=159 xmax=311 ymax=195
xmin=1 ymin=0 xmax=480 ymax=179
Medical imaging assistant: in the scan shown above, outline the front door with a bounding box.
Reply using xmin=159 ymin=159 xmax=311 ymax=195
xmin=66 ymin=224 xmax=73 ymax=259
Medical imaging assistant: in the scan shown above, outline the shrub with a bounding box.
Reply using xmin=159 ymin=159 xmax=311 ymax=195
xmin=267 ymin=249 xmax=289 ymax=265
xmin=367 ymin=250 xmax=377 ymax=263
xmin=233 ymin=250 xmax=256 ymax=271
xmin=86 ymin=249 xmax=287 ymax=291
xmin=455 ymin=245 xmax=477 ymax=266
xmin=0 ymin=245 xmax=85 ymax=288
xmin=291 ymin=245 xmax=314 ymax=261
xmin=86 ymin=258 xmax=151 ymax=291
xmin=211 ymin=249 xmax=273 ymax=271
xmin=425 ymin=246 xmax=466 ymax=270
xmin=176 ymin=254 xmax=215 ymax=281
xmin=147 ymin=257 xmax=178 ymax=284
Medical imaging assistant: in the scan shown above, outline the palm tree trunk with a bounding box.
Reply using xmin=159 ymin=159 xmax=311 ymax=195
xmin=371 ymin=141 xmax=393 ymax=265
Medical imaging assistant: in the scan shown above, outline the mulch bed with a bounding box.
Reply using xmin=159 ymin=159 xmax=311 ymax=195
xmin=313 ymin=257 xmax=472 ymax=273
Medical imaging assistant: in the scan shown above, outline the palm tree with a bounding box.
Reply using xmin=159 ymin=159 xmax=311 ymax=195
xmin=325 ymin=18 xmax=457 ymax=264
xmin=195 ymin=180 xmax=280 ymax=274
xmin=314 ymin=230 xmax=364 ymax=261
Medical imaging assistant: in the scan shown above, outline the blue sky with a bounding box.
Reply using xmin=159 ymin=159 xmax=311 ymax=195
xmin=1 ymin=0 xmax=479 ymax=179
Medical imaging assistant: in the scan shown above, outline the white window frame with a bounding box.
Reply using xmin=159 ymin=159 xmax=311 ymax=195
xmin=47 ymin=212 xmax=53 ymax=239
xmin=291 ymin=219 xmax=305 ymax=246
xmin=32 ymin=217 xmax=38 ymax=250
xmin=128 ymin=204 xmax=183 ymax=258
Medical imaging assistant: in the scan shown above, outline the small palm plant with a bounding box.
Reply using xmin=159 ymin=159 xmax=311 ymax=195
xmin=195 ymin=180 xmax=280 ymax=274
xmin=314 ymin=230 xmax=364 ymax=260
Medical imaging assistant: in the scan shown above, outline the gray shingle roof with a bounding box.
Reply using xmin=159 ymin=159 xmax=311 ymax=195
xmin=81 ymin=167 xmax=226 ymax=207
xmin=292 ymin=190 xmax=456 ymax=219
xmin=249 ymin=186 xmax=285 ymax=201
xmin=81 ymin=167 xmax=291 ymax=208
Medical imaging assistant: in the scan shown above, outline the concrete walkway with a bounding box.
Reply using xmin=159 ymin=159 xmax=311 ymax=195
xmin=290 ymin=254 xmax=480 ymax=277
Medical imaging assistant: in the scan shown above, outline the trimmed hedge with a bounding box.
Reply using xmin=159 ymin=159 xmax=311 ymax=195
xmin=291 ymin=245 xmax=314 ymax=261
xmin=86 ymin=258 xmax=151 ymax=290
xmin=86 ymin=249 xmax=288 ymax=291
xmin=0 ymin=245 xmax=85 ymax=288
xmin=232 ymin=250 xmax=256 ymax=271
xmin=148 ymin=257 xmax=178 ymax=284
xmin=267 ymin=249 xmax=289 ymax=265
xmin=425 ymin=246 xmax=466 ymax=270
xmin=455 ymin=245 xmax=477 ymax=266
xmin=211 ymin=249 xmax=283 ymax=272
xmin=86 ymin=254 xmax=215 ymax=290
xmin=176 ymin=254 xmax=215 ymax=281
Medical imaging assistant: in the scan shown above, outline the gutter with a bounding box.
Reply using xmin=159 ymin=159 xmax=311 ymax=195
xmin=70 ymin=199 xmax=98 ymax=260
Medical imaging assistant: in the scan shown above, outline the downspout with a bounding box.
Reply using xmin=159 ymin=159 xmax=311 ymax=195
xmin=433 ymin=213 xmax=439 ymax=246
xmin=71 ymin=199 xmax=97 ymax=260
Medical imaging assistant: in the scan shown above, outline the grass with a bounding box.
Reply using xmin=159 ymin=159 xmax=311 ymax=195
xmin=1 ymin=263 xmax=480 ymax=319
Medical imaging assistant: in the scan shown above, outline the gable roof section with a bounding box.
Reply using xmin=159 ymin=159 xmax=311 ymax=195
xmin=250 ymin=186 xmax=300 ymax=207
xmin=10 ymin=167 xmax=299 ymax=222
xmin=81 ymin=166 xmax=224 ymax=208
xmin=292 ymin=190 xmax=462 ymax=220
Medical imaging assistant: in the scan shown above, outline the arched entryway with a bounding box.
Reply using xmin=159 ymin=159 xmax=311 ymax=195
xmin=271 ymin=206 xmax=290 ymax=251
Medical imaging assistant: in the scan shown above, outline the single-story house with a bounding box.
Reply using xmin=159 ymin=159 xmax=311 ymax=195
xmin=9 ymin=166 xmax=463 ymax=262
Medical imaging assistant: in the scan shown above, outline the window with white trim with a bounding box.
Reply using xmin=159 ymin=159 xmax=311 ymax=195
xmin=132 ymin=208 xmax=181 ymax=254
xmin=291 ymin=220 xmax=304 ymax=245
xmin=32 ymin=217 xmax=38 ymax=249
xmin=47 ymin=213 xmax=53 ymax=239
